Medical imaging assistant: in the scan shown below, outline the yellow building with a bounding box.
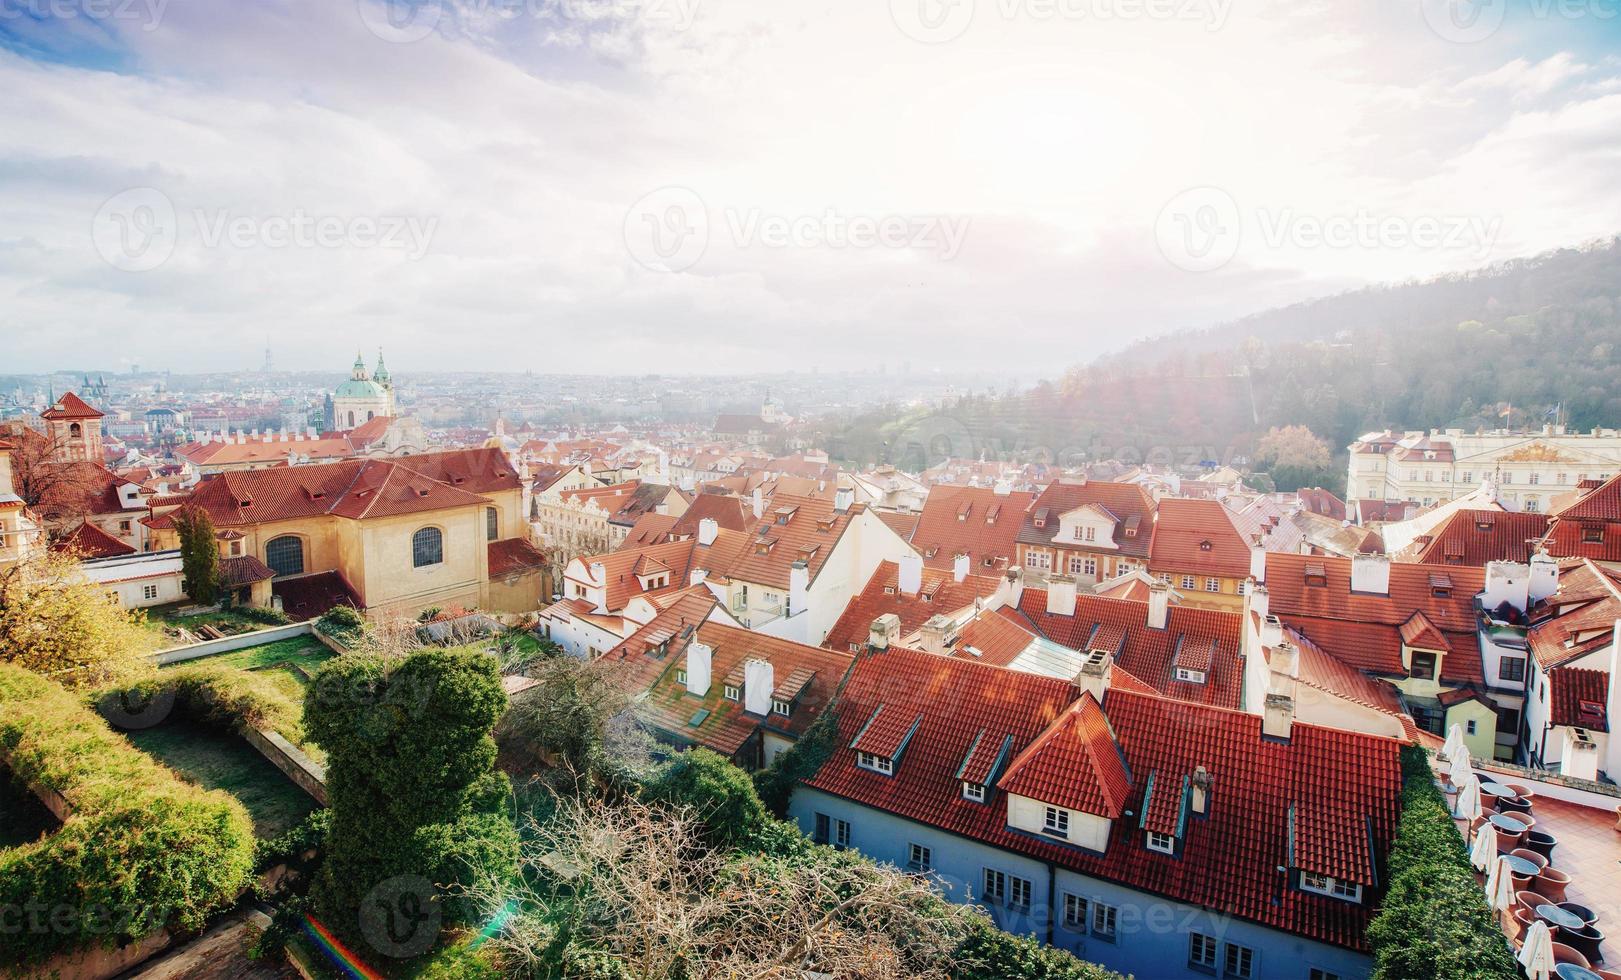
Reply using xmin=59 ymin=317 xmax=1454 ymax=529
xmin=146 ymin=448 xmax=546 ymax=619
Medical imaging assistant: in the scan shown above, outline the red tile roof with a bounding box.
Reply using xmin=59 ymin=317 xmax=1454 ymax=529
xmin=1002 ymin=589 xmax=1244 ymax=708
xmin=822 ymin=560 xmax=1003 ymax=653
xmin=176 ymin=434 xmax=357 ymax=467
xmin=621 ymin=512 xmax=678 ymax=547
xmin=1412 ymin=509 xmax=1549 ymax=566
xmin=912 ymin=485 xmax=1036 ymax=571
xmin=998 ymin=695 xmax=1132 ymax=818
xmin=670 ymin=493 xmax=751 ymax=536
xmin=51 ymin=520 xmax=135 ymax=558
xmin=575 ymin=530 xmax=750 ymax=611
xmin=220 ymin=554 xmax=276 ymax=586
xmin=1149 ymin=497 xmax=1254 ymax=579
xmin=1264 ymin=553 xmax=1485 ymax=684
xmin=488 ymin=538 xmax=547 ymax=577
xmin=393 ymin=447 xmax=522 ymax=495
xmin=875 ymin=508 xmax=921 ymax=542
xmin=804 ymin=648 xmax=1404 ymax=951
xmin=1017 ymin=481 xmax=1154 ymax=559
xmin=729 ymin=493 xmax=866 ymax=591
xmin=39 ymin=392 xmax=104 ymax=420
xmin=272 ymin=570 xmax=360 ymax=620
xmin=1548 ymin=668 xmax=1610 ymax=731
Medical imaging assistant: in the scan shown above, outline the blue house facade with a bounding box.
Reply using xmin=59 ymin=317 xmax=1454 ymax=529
xmin=790 ymin=786 xmax=1373 ymax=980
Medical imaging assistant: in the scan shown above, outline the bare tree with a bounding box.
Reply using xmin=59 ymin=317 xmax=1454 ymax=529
xmin=459 ymin=795 xmax=965 ymax=980
xmin=2 ymin=423 xmax=103 ymax=525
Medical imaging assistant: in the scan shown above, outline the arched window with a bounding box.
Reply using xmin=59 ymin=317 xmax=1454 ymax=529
xmin=346 ymin=411 xmax=356 ymax=427
xmin=486 ymin=507 xmax=499 ymax=541
xmin=266 ymin=535 xmax=305 ymax=577
xmin=412 ymin=526 xmax=443 ymax=568
xmin=366 ymin=411 xmax=375 ymax=421
xmin=69 ymin=422 xmax=82 ymax=437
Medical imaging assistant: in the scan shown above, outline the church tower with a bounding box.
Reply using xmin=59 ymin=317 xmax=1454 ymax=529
xmin=330 ymin=351 xmax=392 ymax=430
xmin=40 ymin=392 xmax=105 ymax=463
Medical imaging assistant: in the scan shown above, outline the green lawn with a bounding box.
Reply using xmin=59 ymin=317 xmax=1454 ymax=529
xmin=125 ymin=719 xmax=317 ymax=839
xmin=140 ymin=604 xmax=285 ymax=648
xmin=0 ymin=770 xmax=58 ymax=850
xmin=206 ymin=637 xmax=334 ymax=676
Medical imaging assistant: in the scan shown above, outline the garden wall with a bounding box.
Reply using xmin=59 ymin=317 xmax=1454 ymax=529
xmin=153 ymin=621 xmax=316 ymax=665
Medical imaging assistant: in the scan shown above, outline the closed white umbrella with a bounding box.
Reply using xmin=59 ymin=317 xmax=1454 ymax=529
xmin=1518 ymin=919 xmax=1555 ymax=980
xmin=1455 ymin=775 xmax=1483 ymax=823
xmin=1449 ymin=747 xmax=1474 ymax=787
xmin=1441 ymin=723 xmax=1466 ymax=761
xmin=1485 ymin=855 xmax=1516 ymax=914
xmin=1469 ymin=821 xmax=1496 ymax=873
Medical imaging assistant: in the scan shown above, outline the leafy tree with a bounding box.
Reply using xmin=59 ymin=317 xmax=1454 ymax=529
xmin=173 ymin=505 xmax=222 ymax=605
xmin=0 ymin=551 xmax=152 ymax=687
xmin=304 ymin=648 xmax=517 ymax=952
xmin=643 ymin=748 xmax=769 ymax=848
xmin=497 ymin=655 xmax=641 ymax=783
xmin=1254 ymin=424 xmax=1333 ymax=491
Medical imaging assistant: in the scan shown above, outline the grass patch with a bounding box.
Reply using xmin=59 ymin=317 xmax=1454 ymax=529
xmin=126 ymin=719 xmax=317 ymax=840
xmin=200 ymin=637 xmax=335 ymax=678
xmin=141 ymin=605 xmax=285 ymax=647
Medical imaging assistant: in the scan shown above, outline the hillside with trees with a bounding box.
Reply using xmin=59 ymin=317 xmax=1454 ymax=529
xmin=823 ymin=237 xmax=1621 ymax=492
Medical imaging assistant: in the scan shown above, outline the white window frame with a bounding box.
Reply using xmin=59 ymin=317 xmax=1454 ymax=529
xmin=856 ymin=751 xmax=894 ymax=775
xmin=1189 ymin=932 xmax=1218 ymax=971
xmin=1007 ymin=874 xmax=1032 ymax=911
xmin=1043 ymin=805 xmax=1070 ymax=836
xmin=982 ymin=868 xmax=1006 ymax=905
xmin=833 ymin=817 xmax=851 ymax=849
xmin=1205 ymin=577 xmax=1221 ymax=593
xmin=723 ymin=684 xmax=740 ymax=701
xmin=962 ymin=781 xmax=986 ymax=803
xmin=1062 ymin=893 xmax=1088 ymax=931
xmin=1146 ymin=830 xmax=1176 ymax=853
xmin=772 ymin=699 xmax=791 ymax=717
xmin=907 ymin=842 xmax=932 ymax=872
xmin=1181 ymin=575 xmax=1196 ymax=589
xmin=1223 ymin=941 xmax=1255 ymax=979
xmin=1091 ymin=902 xmax=1117 ymax=940
xmin=1301 ymin=871 xmax=1362 ymax=902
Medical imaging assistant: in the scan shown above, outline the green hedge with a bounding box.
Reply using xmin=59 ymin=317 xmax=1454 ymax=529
xmin=0 ymin=663 xmax=255 ymax=968
xmin=105 ymin=662 xmax=307 ymax=744
xmin=1366 ymin=745 xmax=1519 ymax=980
xmin=751 ymin=704 xmax=838 ymax=816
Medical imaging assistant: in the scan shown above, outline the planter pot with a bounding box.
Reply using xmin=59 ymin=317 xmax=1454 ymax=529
xmin=1535 ymin=867 xmax=1572 ymax=904
xmin=1564 ymin=925 xmax=1605 ymax=964
xmin=1510 ymin=907 xmax=1537 ymax=943
xmin=1553 ymin=940 xmax=1594 ymax=969
xmin=1525 ymin=830 xmax=1557 ymax=862
xmin=1559 ymin=903 xmax=1599 ymax=927
xmin=1497 ymin=828 xmax=1526 ymax=852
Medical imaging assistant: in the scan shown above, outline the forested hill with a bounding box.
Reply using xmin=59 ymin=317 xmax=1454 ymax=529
xmin=824 ymin=238 xmax=1621 ymax=485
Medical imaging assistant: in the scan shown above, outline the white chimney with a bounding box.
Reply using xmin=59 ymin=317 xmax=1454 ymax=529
xmin=1046 ymin=576 xmax=1078 ymax=617
xmin=1245 ymin=581 xmax=1270 ymax=623
xmin=1004 ymin=566 xmax=1025 ymax=608
xmin=918 ymin=614 xmax=951 ymax=655
xmin=992 ymin=478 xmax=1011 ymax=496
xmin=1262 ymin=691 xmax=1295 ymax=741
xmin=1190 ymin=765 xmax=1212 ymax=815
xmin=689 ymin=568 xmax=707 ymax=587
xmin=898 ymin=553 xmax=924 ymax=595
xmin=743 ymin=658 xmax=774 ymax=715
xmin=1076 ymin=648 xmax=1112 ymax=701
xmin=870 ymin=613 xmax=900 ymax=649
xmin=1565 ymin=736 xmax=1600 ymax=781
xmin=1249 ymin=546 xmax=1267 ymax=584
xmin=1529 ymin=551 xmax=1558 ymax=605
xmin=697 ymin=517 xmax=718 ymax=547
xmin=1607 ymin=620 xmax=1621 ymax=781
xmin=685 ymin=641 xmax=712 ymax=697
xmin=1350 ymin=554 xmax=1390 ymax=596
xmin=953 ymin=551 xmax=970 ymax=583
xmin=1147 ymin=580 xmax=1170 ymax=630
xmin=789 ymin=561 xmax=809 ymax=617
xmin=751 ymin=487 xmax=763 ymax=520
xmin=1483 ymin=560 xmax=1530 ymax=613
xmin=834 ymin=486 xmax=853 ymax=512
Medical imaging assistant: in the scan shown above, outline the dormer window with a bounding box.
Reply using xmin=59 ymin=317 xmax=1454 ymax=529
xmin=676 ymin=669 xmax=687 ymax=685
xmin=1304 ymin=563 xmax=1327 ymax=587
xmin=1199 ymin=540 xmax=1213 ymax=551
xmin=1174 ymin=667 xmax=1207 ymax=684
xmin=1300 ymin=872 xmax=1363 ymax=903
xmin=723 ymin=684 xmax=741 ymax=701
xmin=1042 ymin=806 xmax=1070 ymax=837
xmin=1583 ymin=526 xmax=1605 ymax=544
xmin=772 ymin=699 xmax=792 ymax=717
xmin=856 ymin=751 xmax=894 ymax=775
xmin=1146 ymin=831 xmax=1176 ymax=854
xmin=962 ymin=781 xmax=987 ymax=803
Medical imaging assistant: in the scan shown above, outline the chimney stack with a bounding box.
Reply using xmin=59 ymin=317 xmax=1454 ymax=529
xmin=869 ymin=613 xmax=900 ymax=650
xmin=1350 ymin=554 xmax=1390 ymax=596
xmin=834 ymin=486 xmax=854 ymax=512
xmin=1076 ymin=648 xmax=1113 ymax=701
xmin=898 ymin=553 xmax=924 ymax=595
xmin=685 ymin=641 xmax=712 ymax=697
xmin=697 ymin=516 xmax=718 ymax=547
xmin=752 ymin=486 xmax=763 ymax=520
xmin=1263 ymin=639 xmax=1298 ymax=740
xmin=1529 ymin=551 xmax=1558 ymax=605
xmin=743 ymin=658 xmax=774 ymax=715
xmin=1190 ymin=765 xmax=1212 ymax=815
xmin=953 ymin=551 xmax=970 ymax=583
xmin=1147 ymin=580 xmax=1170 ymax=630
xmin=918 ymin=614 xmax=951 ymax=655
xmin=1046 ymin=575 xmax=1078 ymax=617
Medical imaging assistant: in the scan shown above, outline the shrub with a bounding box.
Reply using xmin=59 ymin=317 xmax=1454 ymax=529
xmin=104 ymin=662 xmax=306 ymax=744
xmin=315 ymin=604 xmax=364 ymax=640
xmin=752 ymin=705 xmax=839 ymax=816
xmin=643 ymin=748 xmax=769 ymax=848
xmin=0 ymin=663 xmax=255 ymax=968
xmin=305 ymin=649 xmax=518 ymax=950
xmin=237 ymin=605 xmax=291 ymax=626
xmin=1366 ymin=745 xmax=1519 ymax=980
xmin=0 ymin=551 xmax=153 ymax=687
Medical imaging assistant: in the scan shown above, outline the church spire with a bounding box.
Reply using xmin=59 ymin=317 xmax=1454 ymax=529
xmin=374 ymin=348 xmax=390 ymax=385
xmin=352 ymin=350 xmax=368 ymax=380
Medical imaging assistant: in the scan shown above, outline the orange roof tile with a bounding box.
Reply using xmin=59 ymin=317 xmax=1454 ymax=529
xmin=822 ymin=560 xmax=1002 ymax=653
xmin=911 ymin=485 xmax=1035 ymax=571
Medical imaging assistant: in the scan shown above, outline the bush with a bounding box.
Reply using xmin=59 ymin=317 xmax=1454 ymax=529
xmin=952 ymin=915 xmax=1125 ymax=980
xmin=752 ymin=705 xmax=839 ymax=817
xmin=237 ymin=605 xmax=291 ymax=626
xmin=0 ymin=663 xmax=255 ymax=968
xmin=1366 ymin=745 xmax=1519 ymax=980
xmin=315 ymin=604 xmax=364 ymax=641
xmin=103 ymin=662 xmax=306 ymax=744
xmin=305 ymin=649 xmax=518 ymax=948
xmin=644 ymin=748 xmax=770 ymax=848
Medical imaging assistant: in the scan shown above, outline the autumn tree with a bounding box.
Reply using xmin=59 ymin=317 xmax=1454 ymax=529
xmin=0 ymin=551 xmax=152 ymax=688
xmin=0 ymin=423 xmax=102 ymax=525
xmin=1254 ymin=424 xmax=1334 ymax=492
xmin=173 ymin=505 xmax=222 ymax=605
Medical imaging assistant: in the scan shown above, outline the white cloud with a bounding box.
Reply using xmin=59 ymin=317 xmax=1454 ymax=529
xmin=1 ymin=0 xmax=1619 ymax=374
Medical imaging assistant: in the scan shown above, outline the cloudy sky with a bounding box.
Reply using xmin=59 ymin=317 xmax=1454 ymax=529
xmin=2 ymin=0 xmax=1620 ymax=376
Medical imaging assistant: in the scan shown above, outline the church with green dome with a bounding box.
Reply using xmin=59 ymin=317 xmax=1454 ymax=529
xmin=326 ymin=350 xmax=396 ymax=430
